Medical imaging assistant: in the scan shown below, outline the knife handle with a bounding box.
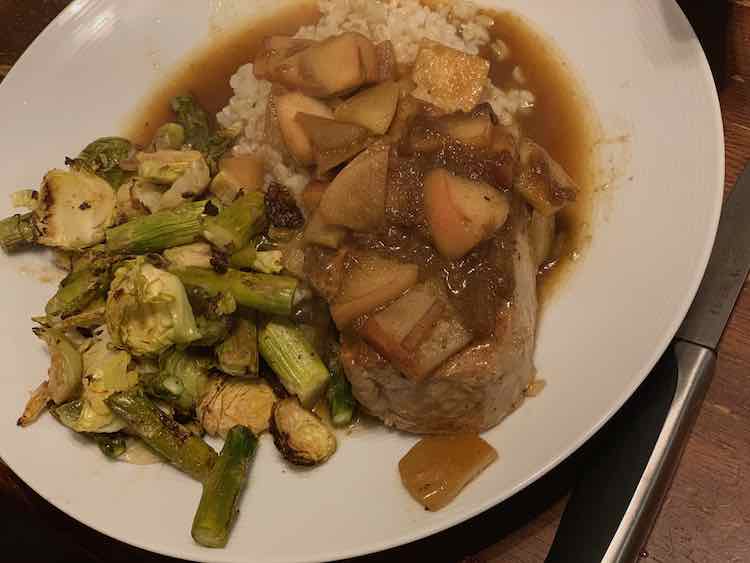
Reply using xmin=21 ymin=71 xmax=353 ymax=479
xmin=545 ymin=341 xmax=715 ymax=563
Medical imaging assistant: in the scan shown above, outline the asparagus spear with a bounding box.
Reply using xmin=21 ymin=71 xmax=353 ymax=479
xmin=258 ymin=318 xmax=330 ymax=408
xmin=106 ymin=389 xmax=217 ymax=481
xmin=327 ymin=354 xmax=356 ymax=427
xmin=34 ymin=298 xmax=106 ymax=330
xmin=0 ymin=212 xmax=37 ymax=251
xmin=202 ymin=192 xmax=266 ymax=254
xmin=216 ymin=313 xmax=259 ymax=377
xmin=173 ymin=267 xmax=298 ymax=316
xmin=105 ymin=200 xmax=214 ymax=254
xmin=228 ymin=246 xmax=284 ymax=274
xmin=45 ymin=259 xmax=112 ymax=318
xmin=191 ymin=425 xmax=257 ymax=548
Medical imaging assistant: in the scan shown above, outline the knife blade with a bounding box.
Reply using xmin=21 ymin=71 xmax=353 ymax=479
xmin=546 ymin=162 xmax=750 ymax=563
xmin=678 ymin=163 xmax=750 ymax=349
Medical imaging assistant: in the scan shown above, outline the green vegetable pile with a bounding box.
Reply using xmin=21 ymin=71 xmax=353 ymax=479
xmin=5 ymin=95 xmax=355 ymax=549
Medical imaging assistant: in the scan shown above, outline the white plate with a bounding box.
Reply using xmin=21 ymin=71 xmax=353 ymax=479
xmin=0 ymin=1 xmax=723 ymax=562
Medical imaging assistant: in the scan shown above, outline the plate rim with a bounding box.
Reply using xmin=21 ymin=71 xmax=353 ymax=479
xmin=0 ymin=0 xmax=725 ymax=561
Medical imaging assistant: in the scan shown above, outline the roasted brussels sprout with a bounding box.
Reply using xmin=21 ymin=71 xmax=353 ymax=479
xmin=34 ymin=169 xmax=117 ymax=250
xmin=197 ymin=378 xmax=277 ymax=438
xmin=152 ymin=123 xmax=186 ymax=151
xmin=269 ymin=398 xmax=336 ymax=466
xmin=106 ymin=257 xmax=200 ymax=356
xmin=69 ymin=136 xmax=134 ymax=188
xmin=75 ymin=330 xmax=137 ymax=433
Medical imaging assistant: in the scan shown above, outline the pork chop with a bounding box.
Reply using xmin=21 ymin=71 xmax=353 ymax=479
xmin=341 ymin=211 xmax=537 ymax=434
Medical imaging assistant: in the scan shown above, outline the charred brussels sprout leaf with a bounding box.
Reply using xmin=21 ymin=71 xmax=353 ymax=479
xmin=171 ymin=95 xmax=212 ymax=152
xmin=170 ymin=95 xmax=237 ymax=175
xmin=68 ymin=137 xmax=134 ymax=189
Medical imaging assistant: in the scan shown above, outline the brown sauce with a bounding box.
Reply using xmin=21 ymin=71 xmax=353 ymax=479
xmin=124 ymin=3 xmax=595 ymax=305
xmin=125 ymin=2 xmax=320 ymax=145
xmin=484 ymin=11 xmax=596 ymax=300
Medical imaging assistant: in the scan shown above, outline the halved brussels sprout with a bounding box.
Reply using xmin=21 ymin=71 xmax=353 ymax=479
xmin=269 ymin=397 xmax=336 ymax=466
xmin=34 ymin=169 xmax=117 ymax=250
xmin=197 ymin=378 xmax=277 ymax=438
xmin=75 ymin=331 xmax=137 ymax=433
xmin=106 ymin=258 xmax=200 ymax=356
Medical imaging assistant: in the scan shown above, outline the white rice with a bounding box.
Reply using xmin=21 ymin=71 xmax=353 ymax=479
xmin=217 ymin=0 xmax=535 ymax=196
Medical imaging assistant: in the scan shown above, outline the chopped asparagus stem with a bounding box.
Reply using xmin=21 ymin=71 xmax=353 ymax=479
xmin=106 ymin=389 xmax=217 ymax=481
xmin=202 ymin=192 xmax=266 ymax=254
xmin=173 ymin=267 xmax=298 ymax=316
xmin=258 ymin=318 xmax=330 ymax=408
xmin=105 ymin=201 xmax=212 ymax=254
xmin=327 ymin=356 xmax=356 ymax=427
xmin=191 ymin=425 xmax=257 ymax=548
xmin=45 ymin=260 xmax=112 ymax=318
xmin=228 ymin=245 xmax=257 ymax=269
xmin=229 ymin=246 xmax=284 ymax=274
xmin=0 ymin=212 xmax=37 ymax=251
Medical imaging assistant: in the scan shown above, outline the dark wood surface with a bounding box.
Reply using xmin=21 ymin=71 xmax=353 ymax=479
xmin=1 ymin=2 xmax=748 ymax=562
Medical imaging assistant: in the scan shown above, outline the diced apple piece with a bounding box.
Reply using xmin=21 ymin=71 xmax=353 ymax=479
xmin=299 ymin=33 xmax=368 ymax=97
xmin=334 ymin=81 xmax=400 ymax=135
xmin=304 ymin=246 xmax=349 ymax=301
xmin=399 ymin=434 xmax=498 ymax=511
xmin=360 ymin=298 xmax=472 ymax=381
xmin=491 ymin=126 xmax=518 ymax=159
xmin=220 ymin=155 xmax=265 ymax=189
xmin=356 ymin=283 xmax=440 ymax=377
xmin=303 ymin=210 xmax=348 ymax=249
xmin=529 ymin=209 xmax=556 ymax=267
xmin=358 ymin=317 xmax=410 ymax=364
xmin=373 ymin=282 xmax=439 ymax=343
xmin=275 ymin=93 xmax=334 ymax=165
xmin=331 ymin=255 xmax=419 ymax=328
xmin=424 ymin=168 xmax=510 ymax=260
xmin=401 ymin=300 xmax=446 ymax=351
xmin=488 ymin=126 xmax=519 ymax=189
xmin=209 ymin=155 xmax=265 ymax=205
xmin=412 ymin=40 xmax=490 ymax=113
xmin=263 ymin=93 xmax=290 ymax=155
xmin=384 ymin=93 xmax=423 ymax=143
xmin=253 ymin=36 xmax=316 ymax=83
xmin=294 ymin=113 xmax=371 ymax=173
xmin=410 ymin=312 xmax=473 ymax=379
xmin=301 ymin=180 xmax=329 ymax=213
xmin=435 ymin=111 xmax=493 ymax=147
xmin=516 ymin=139 xmax=577 ymax=216
xmin=373 ymin=41 xmax=398 ymax=82
xmin=355 ymin=34 xmax=379 ymax=83
xmin=318 ymin=145 xmax=389 ymax=232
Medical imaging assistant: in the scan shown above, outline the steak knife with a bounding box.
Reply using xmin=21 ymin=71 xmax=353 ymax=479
xmin=545 ymin=162 xmax=750 ymax=563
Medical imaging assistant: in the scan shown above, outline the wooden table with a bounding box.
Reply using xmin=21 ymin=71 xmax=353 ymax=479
xmin=1 ymin=2 xmax=748 ymax=562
